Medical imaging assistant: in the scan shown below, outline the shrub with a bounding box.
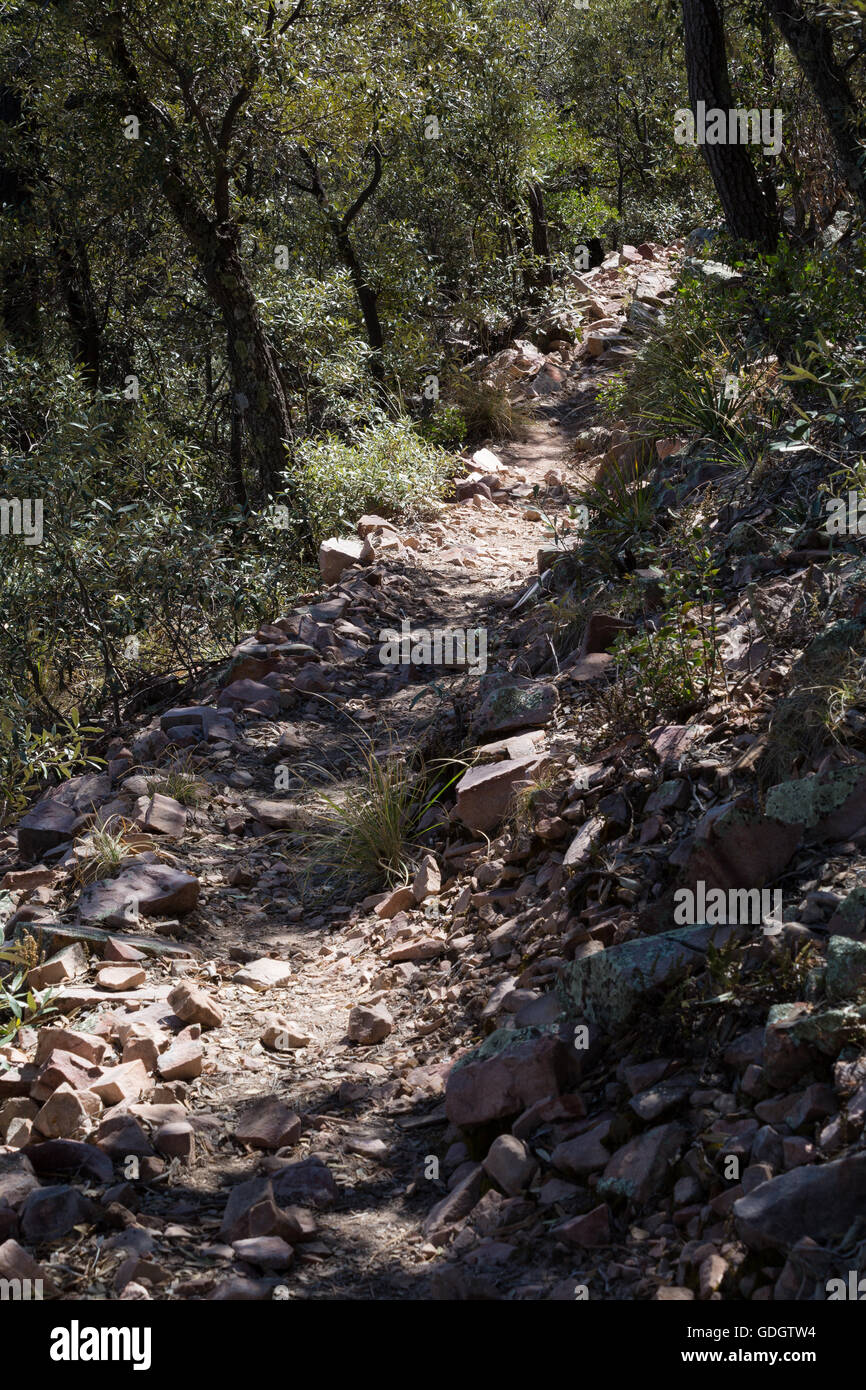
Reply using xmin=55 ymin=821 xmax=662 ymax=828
xmin=296 ymin=417 xmax=454 ymax=543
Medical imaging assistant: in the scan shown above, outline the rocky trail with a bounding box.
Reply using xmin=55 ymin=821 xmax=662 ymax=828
xmin=4 ymin=238 xmax=866 ymax=1304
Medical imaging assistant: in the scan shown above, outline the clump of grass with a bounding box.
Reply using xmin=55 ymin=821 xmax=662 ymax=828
xmin=504 ymin=765 xmax=560 ymax=836
xmin=296 ymin=731 xmax=464 ymax=892
xmin=72 ymin=819 xmax=153 ymax=886
xmin=447 ymin=367 xmax=536 ymax=442
xmin=148 ymin=757 xmax=204 ymax=806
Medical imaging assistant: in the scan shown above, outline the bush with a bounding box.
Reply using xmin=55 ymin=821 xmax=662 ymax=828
xmin=296 ymin=417 xmax=455 ymax=543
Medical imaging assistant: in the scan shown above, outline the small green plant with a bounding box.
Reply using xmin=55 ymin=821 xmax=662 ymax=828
xmin=0 ymin=708 xmax=100 ymax=828
xmin=610 ymin=561 xmax=723 ymax=714
xmin=594 ymin=372 xmax=630 ymax=421
xmin=783 ymin=331 xmax=866 ymax=409
xmin=72 ymin=820 xmax=152 ymax=886
xmin=417 ymin=403 xmax=468 ymax=448
xmin=0 ymin=936 xmax=60 ymax=1047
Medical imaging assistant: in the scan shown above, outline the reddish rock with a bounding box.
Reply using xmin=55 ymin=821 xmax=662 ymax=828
xmin=35 ymin=1028 xmax=107 ymax=1068
xmin=0 ymin=1238 xmax=58 ymax=1297
xmin=232 ymin=1235 xmax=295 ymax=1270
xmin=21 ymin=1139 xmax=112 ymax=1184
xmin=482 ymin=1134 xmax=537 ymax=1194
xmin=220 ymin=1177 xmax=316 ymax=1244
xmin=455 ymin=756 xmax=545 ymax=833
xmin=373 ymin=886 xmax=415 ymax=919
xmin=122 ymin=1036 xmax=160 ymax=1073
xmin=157 ymin=1033 xmax=203 ymax=1082
xmin=446 ymin=1034 xmax=580 ymax=1127
xmin=0 ymin=1153 xmax=41 ymax=1208
xmin=79 ymin=855 xmax=199 ymax=922
xmin=552 ymin=1118 xmax=613 ymax=1176
xmin=217 ymin=679 xmax=280 ymax=717
xmin=318 ymin=537 xmax=364 ymax=584
xmin=20 ymin=1184 xmax=98 ymax=1243
xmin=93 ymin=1114 xmax=155 ymax=1159
xmin=347 ymin=1002 xmax=393 ymax=1045
xmin=96 ymin=965 xmax=146 ymax=992
xmin=17 ymin=801 xmax=79 ymax=861
xmin=27 ymin=944 xmax=87 ymax=991
xmin=233 ymin=958 xmax=292 ymax=992
xmin=412 ymin=855 xmax=441 ymax=903
xmin=234 ymin=1099 xmax=301 ymax=1152
xmin=167 ymin=981 xmax=224 ymax=1030
xmin=246 ymin=799 xmax=299 ymax=830
xmin=602 ymin=1123 xmax=687 ymax=1203
xmin=155 ymin=1120 xmax=196 ymax=1162
xmin=34 ymin=1084 xmax=101 ymax=1139
xmin=31 ymin=1049 xmax=101 ymax=1103
xmin=259 ymin=1016 xmax=310 ymax=1051
xmin=424 ymin=1164 xmax=483 ymax=1244
xmin=103 ymin=938 xmax=146 ymax=963
xmin=89 ymin=1060 xmax=152 ymax=1105
xmin=133 ymin=793 xmax=186 ymax=837
xmin=554 ymin=1203 xmax=611 ymax=1246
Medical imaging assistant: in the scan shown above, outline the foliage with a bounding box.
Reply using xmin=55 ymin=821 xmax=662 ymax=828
xmin=0 ymin=937 xmax=61 ymax=1048
xmin=0 ymin=706 xmax=99 ymax=829
xmin=297 ymin=417 xmax=454 ymax=543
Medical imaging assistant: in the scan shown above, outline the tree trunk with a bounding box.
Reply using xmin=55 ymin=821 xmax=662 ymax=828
xmin=202 ymin=230 xmax=294 ymax=497
xmin=329 ymin=216 xmax=385 ymax=382
xmin=764 ymin=0 xmax=866 ymax=214
xmin=53 ymin=231 xmax=101 ymax=390
xmin=0 ymin=86 xmax=42 ymax=352
xmin=681 ymin=0 xmax=779 ymax=248
xmin=528 ymin=182 xmax=553 ymax=291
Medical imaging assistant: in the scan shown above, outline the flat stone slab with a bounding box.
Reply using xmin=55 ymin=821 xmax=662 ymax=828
xmin=563 ymin=921 xmax=744 ymax=1029
xmin=233 ymin=958 xmax=292 ymax=992
xmin=79 ymin=854 xmax=199 ymax=922
xmin=10 ymin=919 xmax=198 ymax=960
xmin=734 ymin=1153 xmax=866 ymax=1251
xmin=455 ymin=756 xmax=545 ymax=833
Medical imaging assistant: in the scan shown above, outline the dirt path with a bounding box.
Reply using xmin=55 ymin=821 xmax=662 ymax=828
xmin=0 ymin=245 xmax=681 ymax=1301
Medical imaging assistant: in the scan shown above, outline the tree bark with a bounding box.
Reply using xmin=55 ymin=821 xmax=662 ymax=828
xmin=528 ymin=182 xmax=553 ymax=291
xmin=296 ymin=145 xmax=386 ymax=383
xmin=94 ymin=12 xmax=306 ymax=522
xmin=681 ymin=0 xmax=779 ymax=249
xmin=764 ymin=0 xmax=866 ymax=214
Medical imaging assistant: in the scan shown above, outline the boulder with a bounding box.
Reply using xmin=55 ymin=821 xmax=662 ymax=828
xmin=455 ymin=756 xmax=544 ymax=833
xmin=318 ymin=538 xmax=364 ymax=585
xmin=445 ymin=1029 xmax=580 ymax=1126
xmin=734 ymin=1153 xmax=866 ymax=1251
